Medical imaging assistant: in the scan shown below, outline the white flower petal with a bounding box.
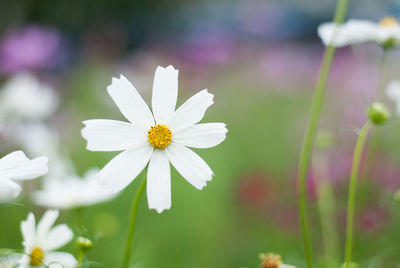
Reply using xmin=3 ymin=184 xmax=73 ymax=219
xmin=279 ymin=265 xmax=297 ymax=268
xmin=0 ymin=151 xmax=48 ymax=180
xmin=42 ymin=224 xmax=73 ymax=251
xmin=21 ymin=212 xmax=36 ymax=249
xmin=36 ymin=210 xmax=59 ymax=243
xmin=318 ymin=19 xmax=378 ymax=47
xmin=168 ymin=89 xmax=214 ymax=131
xmin=107 ymin=75 xmax=154 ymax=129
xmin=386 ymin=80 xmax=400 ymax=115
xmin=152 ymin=65 xmax=179 ymax=124
xmin=0 ymin=177 xmax=21 ymax=201
xmin=166 ymin=143 xmax=213 ymax=189
xmin=45 ymin=252 xmax=77 ymax=268
xmin=82 ymin=119 xmax=147 ymax=152
xmin=0 ymin=73 xmax=58 ymax=119
xmin=173 ymin=123 xmax=227 ymax=148
xmin=97 ymin=145 xmax=153 ymax=192
xmin=0 ymin=151 xmax=29 ymax=170
xmin=147 ymin=150 xmax=171 ymax=213
xmin=377 ymin=25 xmax=400 ymax=44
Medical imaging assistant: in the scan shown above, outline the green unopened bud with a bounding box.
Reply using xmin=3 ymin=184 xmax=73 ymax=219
xmin=76 ymin=236 xmax=92 ymax=251
xmin=367 ymin=102 xmax=390 ymax=125
xmin=316 ymin=130 xmax=335 ymax=149
xmin=341 ymin=262 xmax=359 ymax=268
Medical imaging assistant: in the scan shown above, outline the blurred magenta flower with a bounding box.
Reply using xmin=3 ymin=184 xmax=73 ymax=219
xmin=358 ymin=206 xmax=389 ymax=232
xmin=236 ymin=172 xmax=273 ymax=209
xmin=0 ymin=26 xmax=63 ymax=74
xmin=177 ymin=33 xmax=236 ymax=67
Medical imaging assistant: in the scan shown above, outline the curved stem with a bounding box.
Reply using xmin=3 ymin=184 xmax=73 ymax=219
xmin=344 ymin=121 xmax=372 ymax=268
xmin=296 ymin=0 xmax=349 ymax=266
xmin=122 ymin=176 xmax=147 ymax=268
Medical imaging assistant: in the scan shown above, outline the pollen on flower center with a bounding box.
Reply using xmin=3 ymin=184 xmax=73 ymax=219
xmin=30 ymin=247 xmax=45 ymax=266
xmin=380 ymin=17 xmax=398 ymax=27
xmin=148 ymin=124 xmax=172 ymax=149
xmin=259 ymin=253 xmax=283 ymax=268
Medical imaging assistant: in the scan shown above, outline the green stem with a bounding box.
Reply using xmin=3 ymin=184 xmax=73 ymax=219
xmin=78 ymin=250 xmax=84 ymax=265
xmin=344 ymin=121 xmax=372 ymax=268
xmin=122 ymin=176 xmax=147 ymax=268
xmin=297 ymin=1 xmax=349 ymax=266
xmin=377 ymin=49 xmax=388 ymax=101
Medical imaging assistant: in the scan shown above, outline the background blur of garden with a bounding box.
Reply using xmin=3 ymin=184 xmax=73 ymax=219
xmin=1 ymin=0 xmax=400 ymax=267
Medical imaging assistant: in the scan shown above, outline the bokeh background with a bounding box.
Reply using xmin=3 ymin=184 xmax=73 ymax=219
xmin=1 ymin=0 xmax=400 ymax=267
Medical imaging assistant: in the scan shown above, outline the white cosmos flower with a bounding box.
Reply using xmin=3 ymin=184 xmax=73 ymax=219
xmin=0 ymin=151 xmax=48 ymax=202
xmin=0 ymin=73 xmax=58 ymax=120
xmin=0 ymin=253 xmax=21 ymax=268
xmin=318 ymin=17 xmax=400 ymax=48
xmin=19 ymin=210 xmax=77 ymax=268
xmin=81 ymin=65 xmax=227 ymax=213
xmin=32 ymin=168 xmax=117 ymax=210
xmin=386 ymin=80 xmax=400 ymax=115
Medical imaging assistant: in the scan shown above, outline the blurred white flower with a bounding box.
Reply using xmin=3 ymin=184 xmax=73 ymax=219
xmin=318 ymin=17 xmax=400 ymax=48
xmin=19 ymin=210 xmax=77 ymax=268
xmin=82 ymin=65 xmax=227 ymax=213
xmin=0 ymin=151 xmax=48 ymax=202
xmin=386 ymin=80 xmax=400 ymax=115
xmin=0 ymin=253 xmax=21 ymax=268
xmin=0 ymin=73 xmax=58 ymax=120
xmin=32 ymin=168 xmax=117 ymax=210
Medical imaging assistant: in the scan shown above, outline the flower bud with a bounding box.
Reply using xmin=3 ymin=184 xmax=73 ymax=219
xmin=76 ymin=236 xmax=93 ymax=251
xmin=367 ymin=102 xmax=390 ymax=125
xmin=259 ymin=253 xmax=282 ymax=268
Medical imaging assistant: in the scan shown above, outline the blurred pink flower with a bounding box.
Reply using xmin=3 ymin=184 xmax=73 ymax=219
xmin=237 ymin=172 xmax=273 ymax=209
xmin=0 ymin=26 xmax=63 ymax=74
xmin=358 ymin=206 xmax=389 ymax=232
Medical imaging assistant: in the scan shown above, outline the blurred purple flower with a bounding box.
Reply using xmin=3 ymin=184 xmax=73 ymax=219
xmin=0 ymin=26 xmax=63 ymax=74
xmin=358 ymin=206 xmax=389 ymax=232
xmin=176 ymin=32 xmax=236 ymax=67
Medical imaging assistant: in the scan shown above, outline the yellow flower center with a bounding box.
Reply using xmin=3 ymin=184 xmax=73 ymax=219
xmin=380 ymin=17 xmax=398 ymax=27
xmin=30 ymin=247 xmax=45 ymax=266
xmin=259 ymin=253 xmax=283 ymax=268
xmin=148 ymin=125 xmax=172 ymax=149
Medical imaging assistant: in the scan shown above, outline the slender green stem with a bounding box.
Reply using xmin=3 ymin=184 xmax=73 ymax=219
xmin=78 ymin=250 xmax=84 ymax=265
xmin=296 ymin=0 xmax=349 ymax=266
xmin=377 ymin=49 xmax=388 ymax=101
xmin=344 ymin=121 xmax=372 ymax=268
xmin=122 ymin=176 xmax=147 ymax=268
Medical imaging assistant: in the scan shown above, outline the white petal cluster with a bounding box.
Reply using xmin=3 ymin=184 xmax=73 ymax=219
xmin=0 ymin=73 xmax=58 ymax=120
xmin=32 ymin=168 xmax=117 ymax=210
xmin=19 ymin=210 xmax=77 ymax=268
xmin=0 ymin=151 xmax=48 ymax=202
xmin=82 ymin=65 xmax=227 ymax=213
xmin=318 ymin=18 xmax=400 ymax=47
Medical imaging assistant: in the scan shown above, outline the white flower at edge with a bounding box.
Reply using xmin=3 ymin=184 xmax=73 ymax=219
xmin=81 ymin=65 xmax=227 ymax=213
xmin=0 ymin=73 xmax=58 ymax=120
xmin=0 ymin=253 xmax=21 ymax=268
xmin=318 ymin=17 xmax=400 ymax=48
xmin=19 ymin=210 xmax=77 ymax=268
xmin=0 ymin=151 xmax=48 ymax=202
xmin=386 ymin=80 xmax=400 ymax=115
xmin=32 ymin=168 xmax=117 ymax=210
